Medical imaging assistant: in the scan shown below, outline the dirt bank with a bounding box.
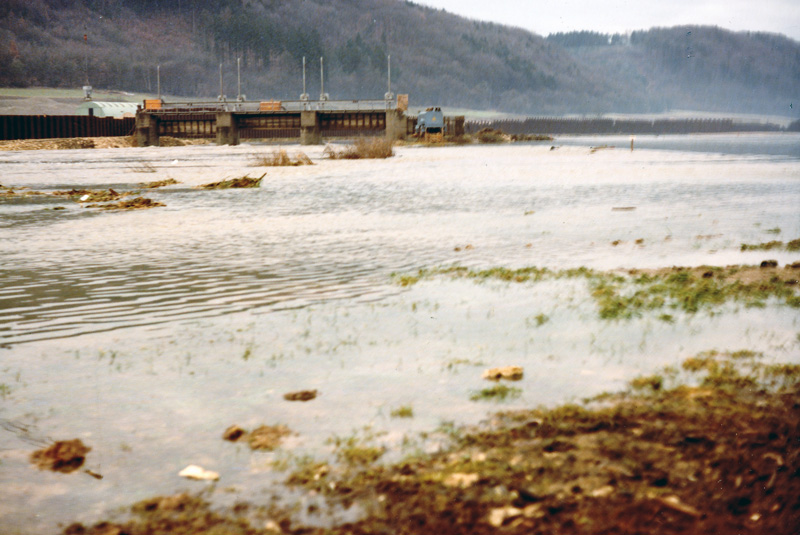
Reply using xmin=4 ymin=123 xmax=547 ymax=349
xmin=0 ymin=136 xmax=209 ymax=151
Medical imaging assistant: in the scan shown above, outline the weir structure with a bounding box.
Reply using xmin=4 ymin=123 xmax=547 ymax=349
xmin=135 ymin=96 xmax=411 ymax=147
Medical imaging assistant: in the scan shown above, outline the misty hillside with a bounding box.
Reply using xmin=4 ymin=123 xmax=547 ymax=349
xmin=0 ymin=0 xmax=798 ymax=116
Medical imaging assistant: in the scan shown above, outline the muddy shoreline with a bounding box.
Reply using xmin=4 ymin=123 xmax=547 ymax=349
xmin=63 ymin=351 xmax=800 ymax=534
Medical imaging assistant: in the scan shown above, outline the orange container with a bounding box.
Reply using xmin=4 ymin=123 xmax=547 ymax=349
xmin=259 ymin=101 xmax=281 ymax=111
xmin=144 ymin=99 xmax=162 ymax=110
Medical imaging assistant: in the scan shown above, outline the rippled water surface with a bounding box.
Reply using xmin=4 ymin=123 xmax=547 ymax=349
xmin=1 ymin=134 xmax=799 ymax=533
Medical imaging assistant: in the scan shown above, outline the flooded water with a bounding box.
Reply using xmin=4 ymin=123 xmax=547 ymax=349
xmin=1 ymin=133 xmax=799 ymax=533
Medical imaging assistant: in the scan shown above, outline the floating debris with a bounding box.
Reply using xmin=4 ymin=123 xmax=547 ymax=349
xmin=0 ymin=186 xmax=49 ymax=197
xmin=590 ymin=145 xmax=615 ymax=153
xmin=30 ymin=439 xmax=90 ymax=473
xmin=140 ymin=178 xmax=179 ymax=188
xmin=482 ymin=365 xmax=524 ymax=381
xmin=248 ymin=424 xmax=292 ymax=451
xmin=52 ymin=188 xmax=126 ymax=203
xmin=612 ymin=206 xmax=636 ymax=211
xmin=197 ymin=173 xmax=265 ymax=189
xmin=178 ymin=465 xmax=219 ymax=481
xmin=86 ymin=197 xmax=165 ymax=210
xmin=509 ymin=133 xmax=554 ymax=142
xmin=283 ymin=390 xmax=318 ymax=402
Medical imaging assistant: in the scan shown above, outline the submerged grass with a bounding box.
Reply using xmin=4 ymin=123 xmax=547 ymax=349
xmin=393 ymin=264 xmax=800 ymax=319
xmin=128 ymin=161 xmax=157 ymax=173
xmin=327 ymin=427 xmax=387 ymax=466
xmin=390 ymin=405 xmax=414 ymax=418
xmin=470 ymin=384 xmax=522 ymax=402
xmin=741 ymin=238 xmax=800 ymax=251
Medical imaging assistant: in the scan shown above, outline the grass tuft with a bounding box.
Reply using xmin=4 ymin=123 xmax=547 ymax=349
xmin=324 ymin=137 xmax=394 ymax=159
xmin=249 ymin=148 xmax=313 ymax=167
xmin=390 ymin=405 xmax=414 ymax=418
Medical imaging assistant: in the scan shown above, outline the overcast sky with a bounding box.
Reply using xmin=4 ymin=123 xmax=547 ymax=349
xmin=412 ymin=0 xmax=800 ymax=41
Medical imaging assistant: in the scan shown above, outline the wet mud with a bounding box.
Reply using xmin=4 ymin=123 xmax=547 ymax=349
xmin=30 ymin=439 xmax=90 ymax=474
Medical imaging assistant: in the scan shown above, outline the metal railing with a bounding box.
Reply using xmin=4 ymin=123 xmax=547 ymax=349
xmin=145 ymin=98 xmax=398 ymax=114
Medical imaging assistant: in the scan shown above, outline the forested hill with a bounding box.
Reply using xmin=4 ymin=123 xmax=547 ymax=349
xmin=0 ymin=0 xmax=798 ymax=116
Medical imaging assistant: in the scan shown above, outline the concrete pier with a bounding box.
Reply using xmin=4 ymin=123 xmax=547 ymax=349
xmin=385 ymin=109 xmax=407 ymax=142
xmin=135 ymin=113 xmax=160 ymax=147
xmin=300 ymin=111 xmax=322 ymax=145
xmin=216 ymin=112 xmax=239 ymax=146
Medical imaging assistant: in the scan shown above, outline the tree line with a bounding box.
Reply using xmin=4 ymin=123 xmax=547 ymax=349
xmin=1 ymin=0 xmax=798 ymax=118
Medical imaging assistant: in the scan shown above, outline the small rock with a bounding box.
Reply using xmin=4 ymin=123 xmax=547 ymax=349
xmin=223 ymin=425 xmax=246 ymax=442
xmin=482 ymin=366 xmax=524 ymax=381
xmin=591 ymin=485 xmax=615 ymax=498
xmin=656 ymin=495 xmax=700 ymax=517
xmin=283 ymin=390 xmax=318 ymax=401
xmin=443 ymin=472 xmax=479 ymax=488
xmin=178 ymin=464 xmax=219 ymax=481
xmin=487 ymin=506 xmax=523 ymax=527
xmin=264 ymin=520 xmax=283 ymax=533
xmin=523 ymin=503 xmax=545 ymax=518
